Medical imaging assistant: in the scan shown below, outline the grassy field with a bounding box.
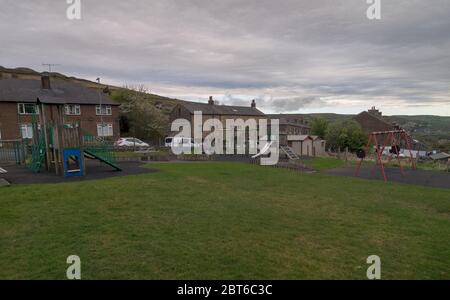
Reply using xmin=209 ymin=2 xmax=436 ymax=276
xmin=301 ymin=157 xmax=347 ymax=171
xmin=304 ymin=156 xmax=450 ymax=173
xmin=0 ymin=162 xmax=449 ymax=279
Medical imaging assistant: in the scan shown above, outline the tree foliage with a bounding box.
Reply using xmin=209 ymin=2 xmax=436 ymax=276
xmin=325 ymin=120 xmax=367 ymax=151
xmin=311 ymin=117 xmax=329 ymax=139
xmin=112 ymin=85 xmax=168 ymax=145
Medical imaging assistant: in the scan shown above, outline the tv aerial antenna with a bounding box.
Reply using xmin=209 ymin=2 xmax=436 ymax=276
xmin=42 ymin=63 xmax=60 ymax=73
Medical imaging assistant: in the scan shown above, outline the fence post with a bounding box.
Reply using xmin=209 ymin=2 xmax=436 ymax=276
xmin=14 ymin=141 xmax=19 ymax=165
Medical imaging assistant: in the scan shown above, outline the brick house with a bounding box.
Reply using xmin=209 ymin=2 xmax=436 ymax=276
xmin=354 ymin=107 xmax=421 ymax=150
xmin=353 ymin=107 xmax=397 ymax=134
xmin=266 ymin=114 xmax=311 ymax=146
xmin=0 ymin=75 xmax=120 ymax=140
xmin=169 ymin=97 xmax=266 ymax=140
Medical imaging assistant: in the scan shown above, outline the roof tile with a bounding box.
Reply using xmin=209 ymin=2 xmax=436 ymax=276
xmin=0 ymin=78 xmax=117 ymax=105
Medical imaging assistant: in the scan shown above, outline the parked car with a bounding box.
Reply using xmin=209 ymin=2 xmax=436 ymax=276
xmin=115 ymin=137 xmax=149 ymax=148
xmin=165 ymin=137 xmax=202 ymax=152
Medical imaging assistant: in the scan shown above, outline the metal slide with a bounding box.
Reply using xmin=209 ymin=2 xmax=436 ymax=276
xmin=83 ymin=150 xmax=122 ymax=171
xmin=251 ymin=141 xmax=274 ymax=159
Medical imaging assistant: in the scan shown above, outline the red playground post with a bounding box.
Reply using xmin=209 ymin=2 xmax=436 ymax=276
xmin=355 ymin=130 xmax=416 ymax=182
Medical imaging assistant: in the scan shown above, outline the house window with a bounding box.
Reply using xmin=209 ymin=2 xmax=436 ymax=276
xmin=18 ymin=103 xmax=39 ymax=115
xmin=97 ymin=123 xmax=113 ymax=137
xmin=96 ymin=105 xmax=112 ymax=116
xmin=65 ymin=104 xmax=81 ymax=115
xmin=20 ymin=124 xmax=33 ymax=139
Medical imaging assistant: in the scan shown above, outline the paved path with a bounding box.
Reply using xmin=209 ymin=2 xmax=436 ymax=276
xmin=0 ymin=161 xmax=158 ymax=185
xmin=326 ymin=166 xmax=450 ymax=189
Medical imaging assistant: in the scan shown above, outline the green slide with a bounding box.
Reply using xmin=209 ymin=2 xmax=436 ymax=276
xmin=84 ymin=149 xmax=122 ymax=171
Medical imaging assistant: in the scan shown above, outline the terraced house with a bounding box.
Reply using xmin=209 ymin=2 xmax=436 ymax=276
xmin=0 ymin=73 xmax=120 ymax=141
xmin=266 ymin=114 xmax=311 ymax=146
xmin=169 ymin=97 xmax=267 ymax=141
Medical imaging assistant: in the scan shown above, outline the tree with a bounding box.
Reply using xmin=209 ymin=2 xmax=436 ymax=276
xmin=325 ymin=120 xmax=367 ymax=151
xmin=311 ymin=117 xmax=329 ymax=139
xmin=112 ymin=85 xmax=168 ymax=145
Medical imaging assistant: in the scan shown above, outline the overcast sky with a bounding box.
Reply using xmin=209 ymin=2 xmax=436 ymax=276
xmin=1 ymin=0 xmax=449 ymax=115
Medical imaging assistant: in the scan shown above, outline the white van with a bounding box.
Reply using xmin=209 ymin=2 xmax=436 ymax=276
xmin=165 ymin=137 xmax=202 ymax=153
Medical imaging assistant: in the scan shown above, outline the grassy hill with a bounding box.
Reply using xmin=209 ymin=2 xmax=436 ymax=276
xmin=385 ymin=115 xmax=450 ymax=148
xmin=2 ymin=66 xmax=448 ymax=149
xmin=296 ymin=113 xmax=352 ymax=123
xmin=0 ymin=66 xmax=181 ymax=114
xmin=297 ymin=113 xmax=450 ymax=150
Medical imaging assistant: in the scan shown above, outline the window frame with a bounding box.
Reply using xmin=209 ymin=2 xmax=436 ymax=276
xmin=20 ymin=124 xmax=33 ymax=139
xmin=95 ymin=105 xmax=112 ymax=116
xmin=17 ymin=103 xmax=39 ymax=115
xmin=97 ymin=123 xmax=113 ymax=137
xmin=64 ymin=104 xmax=81 ymax=116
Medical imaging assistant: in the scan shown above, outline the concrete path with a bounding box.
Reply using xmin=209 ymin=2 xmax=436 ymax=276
xmin=326 ymin=166 xmax=450 ymax=189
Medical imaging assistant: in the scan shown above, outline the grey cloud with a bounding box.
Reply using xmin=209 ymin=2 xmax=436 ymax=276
xmin=0 ymin=0 xmax=449 ymax=115
xmin=264 ymin=96 xmax=325 ymax=113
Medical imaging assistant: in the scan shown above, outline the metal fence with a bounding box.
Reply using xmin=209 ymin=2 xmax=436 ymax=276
xmin=0 ymin=140 xmax=26 ymax=165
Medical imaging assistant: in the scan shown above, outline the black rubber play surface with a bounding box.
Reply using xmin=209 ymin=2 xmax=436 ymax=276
xmin=326 ymin=166 xmax=450 ymax=189
xmin=0 ymin=161 xmax=158 ymax=185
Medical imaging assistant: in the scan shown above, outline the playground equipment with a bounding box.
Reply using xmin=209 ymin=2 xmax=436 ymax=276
xmin=0 ymin=166 xmax=9 ymax=187
xmin=355 ymin=130 xmax=416 ymax=182
xmin=280 ymin=145 xmax=300 ymax=160
xmin=251 ymin=141 xmax=273 ymax=159
xmin=82 ymin=131 xmax=122 ymax=171
xmin=27 ymin=102 xmax=121 ymax=177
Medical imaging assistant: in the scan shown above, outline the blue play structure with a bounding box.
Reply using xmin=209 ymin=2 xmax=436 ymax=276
xmin=63 ymin=149 xmax=83 ymax=177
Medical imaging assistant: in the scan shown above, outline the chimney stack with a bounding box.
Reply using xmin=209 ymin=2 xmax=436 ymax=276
xmin=41 ymin=73 xmax=51 ymax=90
xmin=368 ymin=106 xmax=382 ymax=118
xmin=208 ymin=96 xmax=214 ymax=105
xmin=251 ymin=99 xmax=256 ymax=108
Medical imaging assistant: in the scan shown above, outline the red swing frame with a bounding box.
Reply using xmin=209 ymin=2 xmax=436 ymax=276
xmin=355 ymin=130 xmax=416 ymax=182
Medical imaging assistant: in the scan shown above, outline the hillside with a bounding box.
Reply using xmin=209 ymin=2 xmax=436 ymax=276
xmin=297 ymin=113 xmax=450 ymax=150
xmin=1 ymin=66 xmax=448 ymax=149
xmin=0 ymin=66 xmax=181 ymax=114
xmin=385 ymin=115 xmax=450 ymax=138
xmin=385 ymin=115 xmax=450 ymax=150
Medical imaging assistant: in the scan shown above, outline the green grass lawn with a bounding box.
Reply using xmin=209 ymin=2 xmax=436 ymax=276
xmin=114 ymin=150 xmax=162 ymax=158
xmin=113 ymin=151 xmax=146 ymax=158
xmin=305 ymin=156 xmax=449 ymax=173
xmin=301 ymin=157 xmax=347 ymax=171
xmin=385 ymin=159 xmax=449 ymax=172
xmin=1 ymin=162 xmax=449 ymax=279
